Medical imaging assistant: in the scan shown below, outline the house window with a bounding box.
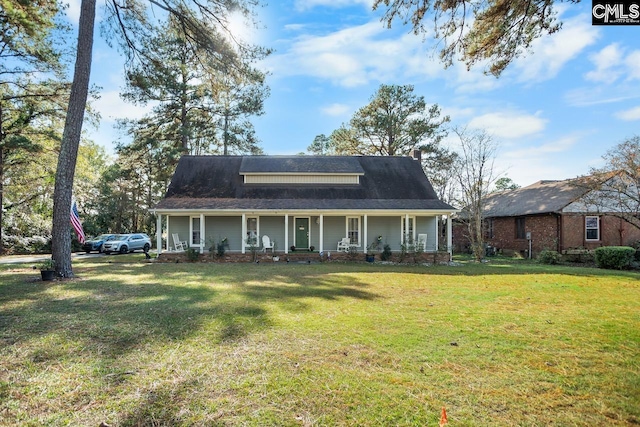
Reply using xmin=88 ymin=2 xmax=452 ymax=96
xmin=191 ymin=217 xmax=201 ymax=246
xmin=585 ymin=216 xmax=600 ymax=241
xmin=484 ymin=218 xmax=494 ymax=239
xmin=401 ymin=216 xmax=415 ymax=243
xmin=246 ymin=217 xmax=258 ymax=245
xmin=347 ymin=216 xmax=360 ymax=246
xmin=515 ymin=217 xmax=526 ymax=239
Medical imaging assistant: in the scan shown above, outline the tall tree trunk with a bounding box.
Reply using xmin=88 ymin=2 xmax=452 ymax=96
xmin=0 ymin=101 xmax=4 ymax=255
xmin=51 ymin=0 xmax=95 ymax=277
xmin=0 ymin=143 xmax=4 ymax=256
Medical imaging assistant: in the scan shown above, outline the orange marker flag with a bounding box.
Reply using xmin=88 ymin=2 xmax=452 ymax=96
xmin=439 ymin=406 xmax=448 ymax=426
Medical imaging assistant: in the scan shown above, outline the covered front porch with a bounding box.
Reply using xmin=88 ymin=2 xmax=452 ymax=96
xmin=152 ymin=209 xmax=454 ymax=259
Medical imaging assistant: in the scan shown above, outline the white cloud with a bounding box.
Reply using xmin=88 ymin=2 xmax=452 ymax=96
xmin=65 ymin=0 xmax=81 ymax=24
xmin=94 ymin=91 xmax=155 ymax=123
xmin=497 ymin=135 xmax=585 ymax=185
xmin=442 ymin=106 xmax=475 ymax=121
xmin=265 ymin=21 xmax=439 ymax=87
xmin=615 ymin=106 xmax=640 ymax=121
xmin=585 ymin=43 xmax=624 ymax=83
xmin=468 ymin=111 xmax=547 ymax=139
xmin=513 ymin=15 xmax=599 ymax=83
xmin=564 ymin=86 xmax=640 ymax=107
xmin=321 ymin=103 xmax=351 ymax=116
xmin=263 ymin=21 xmax=443 ymax=87
xmin=284 ymin=23 xmax=306 ymax=32
xmin=626 ymin=50 xmax=640 ymax=80
xmin=294 ymin=0 xmax=372 ymax=11
xmin=503 ymin=135 xmax=578 ymax=159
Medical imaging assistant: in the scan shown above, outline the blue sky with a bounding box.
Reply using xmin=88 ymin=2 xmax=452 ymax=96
xmin=70 ymin=0 xmax=640 ymax=187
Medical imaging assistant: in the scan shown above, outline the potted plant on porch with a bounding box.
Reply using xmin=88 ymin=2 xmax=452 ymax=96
xmin=38 ymin=258 xmax=56 ymax=281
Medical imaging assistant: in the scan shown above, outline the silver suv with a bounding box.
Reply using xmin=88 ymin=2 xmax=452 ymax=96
xmin=103 ymin=233 xmax=152 ymax=254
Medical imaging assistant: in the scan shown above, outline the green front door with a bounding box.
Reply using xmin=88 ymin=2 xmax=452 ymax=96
xmin=295 ymin=218 xmax=309 ymax=249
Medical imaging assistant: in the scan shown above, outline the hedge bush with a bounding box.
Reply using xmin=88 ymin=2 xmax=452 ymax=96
xmin=537 ymin=250 xmax=560 ymax=265
xmin=594 ymin=246 xmax=635 ymax=270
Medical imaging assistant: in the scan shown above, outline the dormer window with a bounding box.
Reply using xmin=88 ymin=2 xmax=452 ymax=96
xmin=240 ymin=156 xmax=364 ymax=185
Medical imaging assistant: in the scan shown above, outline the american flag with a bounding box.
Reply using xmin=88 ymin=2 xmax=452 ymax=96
xmin=70 ymin=200 xmax=86 ymax=244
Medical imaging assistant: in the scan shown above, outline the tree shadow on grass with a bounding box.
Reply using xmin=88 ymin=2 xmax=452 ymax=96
xmin=0 ymin=262 xmax=379 ymax=360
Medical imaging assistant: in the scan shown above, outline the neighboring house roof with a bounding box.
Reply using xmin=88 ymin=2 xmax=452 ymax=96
xmin=483 ymin=179 xmax=590 ymax=217
xmin=154 ymin=155 xmax=456 ymax=212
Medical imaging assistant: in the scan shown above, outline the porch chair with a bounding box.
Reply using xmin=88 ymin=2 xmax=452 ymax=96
xmin=262 ymin=235 xmax=274 ymax=253
xmin=172 ymin=233 xmax=188 ymax=252
xmin=417 ymin=234 xmax=428 ymax=251
xmin=337 ymin=237 xmax=350 ymax=252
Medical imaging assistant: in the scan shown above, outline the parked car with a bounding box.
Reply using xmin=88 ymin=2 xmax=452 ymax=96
xmin=103 ymin=233 xmax=152 ymax=254
xmin=82 ymin=234 xmax=116 ymax=253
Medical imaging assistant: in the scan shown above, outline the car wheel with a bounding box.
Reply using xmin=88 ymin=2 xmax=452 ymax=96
xmin=119 ymin=246 xmax=128 ymax=254
xmin=85 ymin=250 xmax=91 ymax=254
xmin=143 ymin=243 xmax=150 ymax=253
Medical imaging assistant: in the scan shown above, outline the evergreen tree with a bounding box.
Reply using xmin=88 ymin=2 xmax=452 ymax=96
xmin=330 ymin=84 xmax=449 ymax=156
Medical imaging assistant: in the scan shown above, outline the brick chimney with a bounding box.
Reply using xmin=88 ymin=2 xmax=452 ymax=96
xmin=411 ymin=148 xmax=422 ymax=162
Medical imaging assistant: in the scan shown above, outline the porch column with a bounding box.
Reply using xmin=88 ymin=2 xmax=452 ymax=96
xmin=241 ymin=213 xmax=246 ymax=254
xmin=284 ymin=214 xmax=289 ymax=254
xmin=363 ymin=214 xmax=368 ymax=253
xmin=405 ymin=214 xmax=410 ymax=243
xmin=319 ymin=214 xmax=324 ymax=252
xmin=166 ymin=216 xmax=170 ymax=251
xmin=447 ymin=215 xmax=453 ymax=261
xmin=434 ymin=216 xmax=439 ymax=252
xmin=200 ymin=213 xmax=205 ymax=252
xmin=156 ymin=213 xmax=162 ymax=257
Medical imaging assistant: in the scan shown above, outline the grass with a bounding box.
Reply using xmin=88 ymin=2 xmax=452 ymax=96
xmin=0 ymin=255 xmax=638 ymax=426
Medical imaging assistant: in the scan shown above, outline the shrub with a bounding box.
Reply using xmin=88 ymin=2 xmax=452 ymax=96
xmin=632 ymin=240 xmax=640 ymax=261
xmin=216 ymin=242 xmax=227 ymax=258
xmin=594 ymin=246 xmax=635 ymax=270
xmin=380 ymin=244 xmax=392 ymax=261
xmin=346 ymin=245 xmax=359 ymax=261
xmin=290 ymin=245 xmax=296 ymax=252
xmin=185 ymin=248 xmax=200 ymax=262
xmin=537 ymin=250 xmax=560 ymax=265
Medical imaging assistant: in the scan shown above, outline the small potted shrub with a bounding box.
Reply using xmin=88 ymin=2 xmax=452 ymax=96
xmin=39 ymin=258 xmax=56 ymax=281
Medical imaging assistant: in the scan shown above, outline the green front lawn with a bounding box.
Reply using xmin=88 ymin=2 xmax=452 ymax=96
xmin=1 ymin=257 xmax=638 ymax=426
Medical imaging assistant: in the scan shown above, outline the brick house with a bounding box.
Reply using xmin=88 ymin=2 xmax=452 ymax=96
xmin=453 ymin=178 xmax=640 ymax=257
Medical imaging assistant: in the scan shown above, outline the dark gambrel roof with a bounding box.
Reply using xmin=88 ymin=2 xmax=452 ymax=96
xmin=155 ymin=155 xmax=456 ymax=211
xmin=483 ymin=179 xmax=590 ymax=217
